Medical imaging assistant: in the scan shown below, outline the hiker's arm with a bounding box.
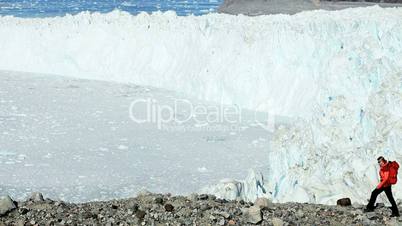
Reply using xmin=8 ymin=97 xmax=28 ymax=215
xmin=377 ymin=171 xmax=389 ymax=189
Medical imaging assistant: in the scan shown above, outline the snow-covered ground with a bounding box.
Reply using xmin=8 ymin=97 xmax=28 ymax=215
xmin=1 ymin=6 xmax=402 ymax=204
xmin=0 ymin=70 xmax=272 ymax=202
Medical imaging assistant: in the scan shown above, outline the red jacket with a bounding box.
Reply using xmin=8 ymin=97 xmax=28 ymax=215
xmin=378 ymin=162 xmax=391 ymax=189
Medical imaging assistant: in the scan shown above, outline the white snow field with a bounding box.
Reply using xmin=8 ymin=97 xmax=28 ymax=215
xmin=1 ymin=6 xmax=402 ymax=204
xmin=0 ymin=71 xmax=270 ymax=202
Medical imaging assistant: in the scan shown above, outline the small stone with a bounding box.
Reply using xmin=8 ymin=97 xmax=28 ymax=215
xmin=28 ymin=192 xmax=44 ymax=202
xmin=137 ymin=189 xmax=152 ymax=197
xmin=254 ymin=197 xmax=272 ymax=209
xmin=0 ymin=195 xmax=16 ymax=216
xmin=54 ymin=201 xmax=63 ymax=206
xmin=198 ymin=194 xmax=208 ymax=200
xmin=218 ymin=211 xmax=230 ymax=219
xmin=208 ymin=195 xmax=217 ymax=201
xmin=154 ymin=197 xmax=164 ymax=205
xmin=336 ymin=198 xmax=351 ymax=206
xmin=366 ymin=212 xmax=377 ymax=220
xmin=136 ymin=210 xmax=146 ymax=220
xmin=296 ymin=209 xmax=304 ymax=218
xmin=242 ymin=206 xmax=262 ymax=224
xmin=200 ymin=203 xmax=211 ymax=211
xmin=164 ymin=203 xmax=174 ymax=212
xmin=15 ymin=220 xmax=25 ymax=226
xmin=216 ymin=198 xmax=228 ymax=204
xmin=188 ymin=193 xmax=198 ymax=201
xmin=218 ymin=218 xmax=225 ymax=225
xmin=108 ymin=217 xmax=115 ymax=223
xmin=376 ymin=203 xmax=385 ymax=208
xmin=19 ymin=208 xmax=29 ymax=215
xmin=272 ymin=217 xmax=284 ymax=226
xmin=129 ymin=202 xmax=139 ymax=212
xmin=228 ymin=220 xmax=236 ymax=225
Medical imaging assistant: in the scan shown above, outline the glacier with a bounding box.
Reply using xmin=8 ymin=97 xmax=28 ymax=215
xmin=1 ymin=6 xmax=402 ymax=204
xmin=0 ymin=6 xmax=401 ymax=117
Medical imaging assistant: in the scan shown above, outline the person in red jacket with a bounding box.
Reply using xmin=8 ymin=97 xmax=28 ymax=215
xmin=364 ymin=156 xmax=400 ymax=217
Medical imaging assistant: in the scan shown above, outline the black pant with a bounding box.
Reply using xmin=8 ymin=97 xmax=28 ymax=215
xmin=367 ymin=186 xmax=399 ymax=214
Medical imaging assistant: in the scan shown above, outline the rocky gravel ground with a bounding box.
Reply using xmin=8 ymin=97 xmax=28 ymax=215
xmin=1 ymin=192 xmax=402 ymax=225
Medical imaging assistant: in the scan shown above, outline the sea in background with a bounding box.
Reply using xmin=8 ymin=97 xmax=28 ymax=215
xmin=0 ymin=0 xmax=223 ymax=17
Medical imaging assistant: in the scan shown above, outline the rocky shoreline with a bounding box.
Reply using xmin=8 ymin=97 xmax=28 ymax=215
xmin=1 ymin=192 xmax=402 ymax=226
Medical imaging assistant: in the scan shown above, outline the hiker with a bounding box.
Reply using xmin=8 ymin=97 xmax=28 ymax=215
xmin=364 ymin=156 xmax=400 ymax=217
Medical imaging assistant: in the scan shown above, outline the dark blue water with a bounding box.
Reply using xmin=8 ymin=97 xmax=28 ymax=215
xmin=0 ymin=0 xmax=223 ymax=17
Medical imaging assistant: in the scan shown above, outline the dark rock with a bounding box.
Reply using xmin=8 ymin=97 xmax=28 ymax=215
xmin=198 ymin=194 xmax=209 ymax=200
xmin=19 ymin=208 xmax=29 ymax=215
xmin=216 ymin=199 xmax=228 ymax=204
xmin=164 ymin=204 xmax=174 ymax=212
xmin=154 ymin=197 xmax=164 ymax=205
xmin=135 ymin=210 xmax=146 ymax=220
xmin=336 ymin=198 xmax=351 ymax=206
xmin=128 ymin=202 xmax=139 ymax=212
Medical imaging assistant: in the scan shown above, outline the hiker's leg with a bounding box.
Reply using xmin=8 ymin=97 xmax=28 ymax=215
xmin=384 ymin=186 xmax=399 ymax=215
xmin=367 ymin=188 xmax=383 ymax=209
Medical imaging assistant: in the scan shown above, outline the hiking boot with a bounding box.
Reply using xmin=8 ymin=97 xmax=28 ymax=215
xmin=363 ymin=208 xmax=374 ymax=213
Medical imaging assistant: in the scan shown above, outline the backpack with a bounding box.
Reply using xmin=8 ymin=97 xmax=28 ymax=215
xmin=389 ymin=161 xmax=399 ymax=185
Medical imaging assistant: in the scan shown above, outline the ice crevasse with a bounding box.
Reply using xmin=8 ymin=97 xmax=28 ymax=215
xmin=0 ymin=6 xmax=402 ymax=204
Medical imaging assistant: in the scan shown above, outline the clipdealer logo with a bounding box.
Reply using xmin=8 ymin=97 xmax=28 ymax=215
xmin=129 ymin=98 xmax=276 ymax=132
xmin=129 ymin=98 xmax=242 ymax=131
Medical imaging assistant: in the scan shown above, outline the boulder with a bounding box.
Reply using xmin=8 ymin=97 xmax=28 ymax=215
xmin=272 ymin=217 xmax=285 ymax=226
xmin=0 ymin=195 xmax=16 ymax=216
xmin=242 ymin=206 xmax=262 ymax=224
xmin=336 ymin=198 xmax=351 ymax=206
xmin=254 ymin=197 xmax=272 ymax=209
xmin=28 ymin=192 xmax=44 ymax=202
